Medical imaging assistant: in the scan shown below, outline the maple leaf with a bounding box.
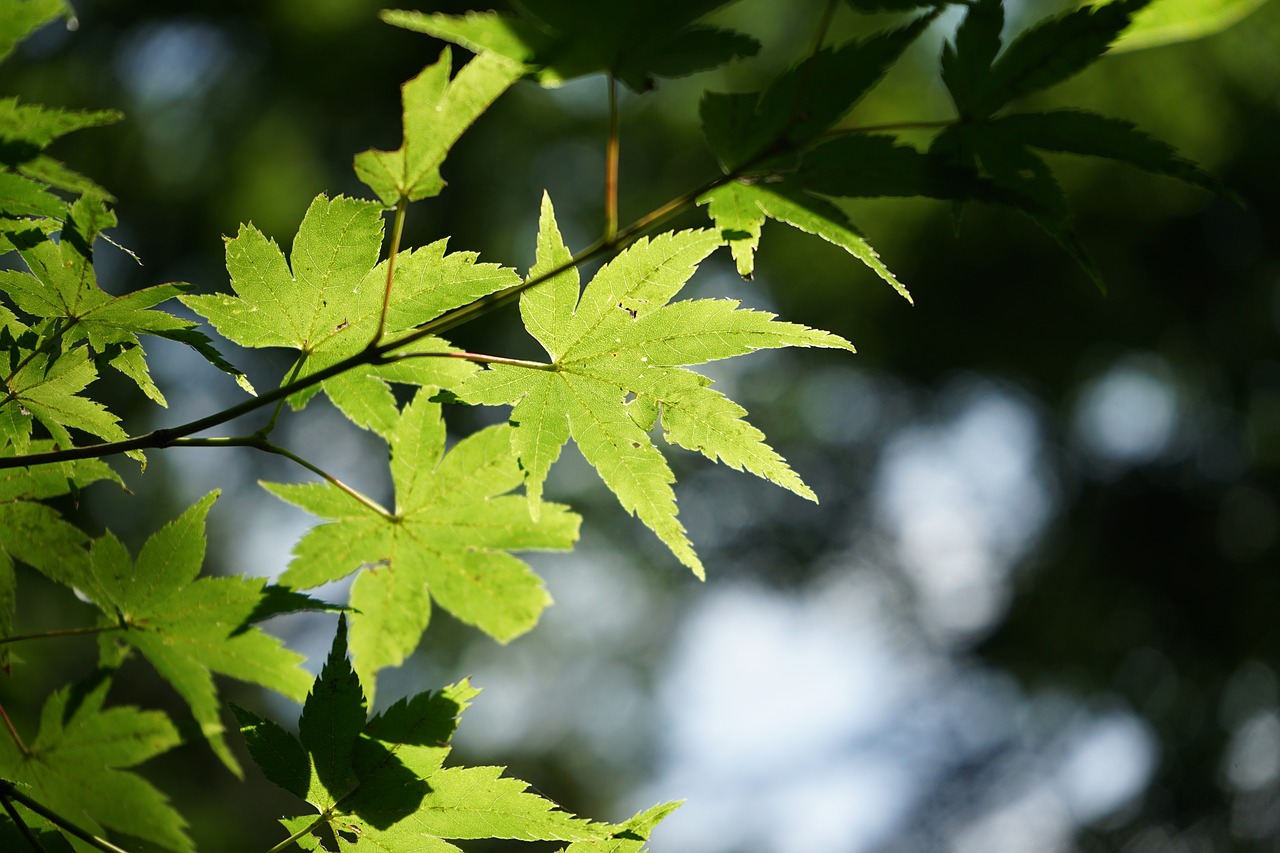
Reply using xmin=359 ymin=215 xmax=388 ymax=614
xmin=0 ymin=448 xmax=120 ymax=668
xmin=236 ymin=618 xmax=607 ymax=851
xmin=0 ymin=677 xmax=192 ymax=852
xmin=0 ymin=2 xmax=74 ymax=65
xmin=0 ymin=194 xmax=252 ymax=409
xmin=383 ymin=0 xmax=760 ymax=92
xmin=555 ymin=802 xmax=680 ymax=853
xmin=697 ymin=16 xmax=934 ymax=287
xmin=355 ymin=48 xmax=524 ymax=206
xmin=458 ymin=194 xmax=852 ymax=578
xmin=183 ymin=194 xmax=517 ymax=435
xmin=264 ymin=391 xmax=580 ymax=698
xmin=65 ymin=491 xmax=327 ymax=776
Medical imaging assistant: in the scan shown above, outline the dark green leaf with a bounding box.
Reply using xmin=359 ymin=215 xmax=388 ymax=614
xmin=386 ymin=0 xmax=759 ymax=92
xmin=988 ymin=109 xmax=1232 ymax=197
xmin=941 ymin=0 xmax=1004 ymax=117
xmin=298 ymin=616 xmax=366 ymax=808
xmin=231 ymin=705 xmax=311 ymax=800
xmin=701 ymin=14 xmax=936 ymax=170
xmin=977 ymin=0 xmax=1148 ymax=115
xmin=798 ymin=133 xmax=1004 ymax=200
xmin=844 ymin=0 xmax=948 ymax=10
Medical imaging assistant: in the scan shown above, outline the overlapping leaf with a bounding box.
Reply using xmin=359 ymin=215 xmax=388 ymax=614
xmin=384 ymin=0 xmax=760 ymax=92
xmin=0 ymin=677 xmax=191 ymax=852
xmin=697 ymin=16 xmax=934 ymax=287
xmin=265 ymin=392 xmax=579 ymax=697
xmin=458 ymin=194 xmax=851 ymax=578
xmin=355 ymin=48 xmax=524 ymax=205
xmin=927 ymin=0 xmax=1231 ymax=285
xmin=1 ymin=194 xmax=250 ymax=429
xmin=236 ymin=618 xmax=612 ymax=851
xmin=64 ymin=492 xmax=328 ymax=776
xmin=0 ymin=449 xmax=120 ymax=667
xmin=183 ymin=194 xmax=517 ymax=435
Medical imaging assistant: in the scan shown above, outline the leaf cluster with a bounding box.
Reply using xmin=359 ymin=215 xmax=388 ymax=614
xmin=0 ymin=0 xmax=1237 ymax=849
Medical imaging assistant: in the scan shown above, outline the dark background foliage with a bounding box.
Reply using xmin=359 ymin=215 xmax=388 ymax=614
xmin=5 ymin=0 xmax=1280 ymax=849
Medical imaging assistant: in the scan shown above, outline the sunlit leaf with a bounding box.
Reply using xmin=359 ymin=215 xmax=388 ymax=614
xmin=461 ymin=194 xmax=851 ymax=577
xmin=66 ymin=492 xmax=327 ymax=775
xmin=266 ymin=393 xmax=579 ymax=698
xmin=239 ymin=620 xmax=607 ymax=851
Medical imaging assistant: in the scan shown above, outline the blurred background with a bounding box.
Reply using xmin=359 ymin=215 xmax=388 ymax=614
xmin=5 ymin=0 xmax=1280 ymax=850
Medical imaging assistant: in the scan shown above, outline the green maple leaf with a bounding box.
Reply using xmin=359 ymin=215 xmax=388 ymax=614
xmin=265 ymin=391 xmax=579 ymax=698
xmin=355 ymin=48 xmax=524 ymax=206
xmin=1 ymin=194 xmax=252 ymax=406
xmin=0 ymin=448 xmax=120 ymax=668
xmin=183 ymin=193 xmax=517 ymax=435
xmin=942 ymin=0 xmax=1147 ymax=118
xmin=0 ymin=171 xmax=65 ymax=219
xmin=237 ymin=618 xmax=607 ymax=851
xmin=64 ymin=492 xmax=325 ymax=776
xmin=0 ymin=1 xmax=73 ymax=65
xmin=699 ymin=179 xmax=911 ymax=298
xmin=927 ymin=107 xmax=1227 ymax=288
xmin=697 ymin=16 xmax=934 ymax=287
xmin=556 ymin=802 xmax=680 ymax=853
xmin=0 ymin=677 xmax=191 ymax=852
xmin=458 ymin=194 xmax=852 ymax=578
xmin=383 ymin=0 xmax=760 ymax=92
xmin=1 ymin=340 xmax=132 ymax=451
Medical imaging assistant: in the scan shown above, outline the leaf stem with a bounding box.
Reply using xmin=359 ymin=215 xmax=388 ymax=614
xmin=0 ymin=788 xmax=46 ymax=853
xmin=171 ymin=435 xmax=395 ymax=519
xmin=374 ymin=197 xmax=410 ymax=345
xmin=0 ymin=781 xmax=131 ymax=853
xmin=382 ymin=350 xmax=556 ymax=371
xmin=0 ymin=701 xmax=28 ymax=756
xmin=265 ymin=817 xmax=320 ymax=853
xmin=0 ymin=102 xmax=817 ymax=473
xmin=0 ymin=624 xmax=123 ymax=646
xmin=262 ymin=357 xmax=307 ymax=438
xmin=604 ymin=73 xmax=620 ymax=242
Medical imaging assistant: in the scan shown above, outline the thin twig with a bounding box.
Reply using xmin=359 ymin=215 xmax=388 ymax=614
xmin=604 ymin=73 xmax=620 ymax=241
xmin=171 ymin=436 xmax=394 ymax=520
xmin=0 ymin=58 xmax=828 ymax=475
xmin=374 ymin=197 xmax=410 ymax=344
xmin=0 ymin=788 xmax=47 ymax=852
xmin=382 ymin=350 xmax=556 ymax=371
xmin=0 ymin=701 xmax=28 ymax=756
xmin=261 ymin=356 xmax=306 ymax=438
xmin=0 ymin=781 xmax=131 ymax=853
xmin=0 ymin=624 xmax=123 ymax=646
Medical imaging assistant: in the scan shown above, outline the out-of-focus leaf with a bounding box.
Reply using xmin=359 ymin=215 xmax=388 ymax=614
xmin=0 ymin=678 xmax=190 ymax=852
xmin=1100 ymin=0 xmax=1272 ymax=51
xmin=384 ymin=0 xmax=760 ymax=92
